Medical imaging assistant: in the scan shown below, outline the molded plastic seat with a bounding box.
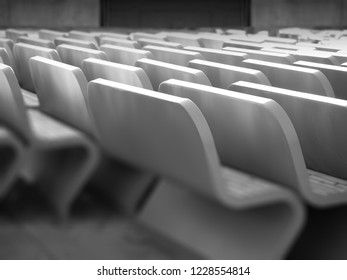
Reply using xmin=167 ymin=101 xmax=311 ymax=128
xmin=57 ymin=44 xmax=107 ymax=68
xmin=184 ymin=46 xmax=248 ymax=66
xmin=230 ymin=81 xmax=347 ymax=207
xmin=54 ymin=37 xmax=98 ymax=50
xmin=68 ymin=30 xmax=99 ymax=46
xmin=29 ymin=56 xmax=154 ymax=213
xmin=159 ymin=79 xmax=309 ymax=195
xmin=96 ymin=32 xmax=129 ymax=40
xmin=18 ymin=36 xmax=55 ymax=49
xmin=188 ymin=59 xmax=271 ymax=89
xmin=100 ymin=44 xmax=153 ymax=66
xmin=223 ymin=40 xmax=264 ymax=50
xmin=0 ymin=63 xmax=99 ymax=217
xmin=100 ymin=37 xmax=140 ymax=49
xmin=241 ymin=59 xmax=335 ymax=97
xmin=143 ymin=45 xmax=203 ymax=66
xmin=6 ymin=29 xmax=28 ymax=42
xmin=165 ymin=32 xmax=202 ymax=47
xmin=135 ymin=58 xmax=211 ymax=90
xmin=130 ymin=32 xmax=167 ymax=41
xmin=82 ymin=58 xmax=153 ymax=90
xmin=0 ymin=48 xmax=12 ymax=67
xmin=138 ymin=38 xmax=183 ymax=49
xmin=39 ymin=29 xmax=67 ymax=41
xmin=0 ymin=38 xmax=16 ymax=74
xmin=261 ymin=47 xmax=339 ymax=65
xmin=223 ymin=46 xmax=296 ymax=64
xmin=87 ymin=78 xmax=305 ymax=259
xmin=294 ymin=60 xmax=347 ymax=100
xmin=13 ymin=42 xmax=61 ymax=92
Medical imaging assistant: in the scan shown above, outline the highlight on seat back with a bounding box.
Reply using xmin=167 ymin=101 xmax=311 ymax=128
xmin=81 ymin=58 xmax=153 ymax=90
xmin=135 ymin=58 xmax=212 ymax=90
xmin=159 ymin=79 xmax=309 ymax=193
xmin=13 ymin=42 xmax=61 ymax=92
xmin=56 ymin=44 xmax=107 ymax=68
xmin=29 ymin=56 xmax=95 ymax=137
xmin=87 ymin=78 xmax=220 ymax=198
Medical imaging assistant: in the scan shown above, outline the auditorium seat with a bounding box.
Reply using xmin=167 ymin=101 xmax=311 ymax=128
xmin=159 ymin=79 xmax=307 ymax=194
xmin=68 ymin=30 xmax=99 ymax=46
xmin=0 ymin=63 xmax=99 ymax=217
xmin=138 ymin=38 xmax=183 ymax=49
xmin=230 ymin=81 xmax=347 ymax=206
xmin=261 ymin=42 xmax=315 ymax=52
xmin=223 ymin=40 xmax=264 ymax=50
xmin=241 ymin=59 xmax=335 ymax=97
xmin=13 ymin=42 xmax=61 ymax=94
xmin=227 ymin=34 xmax=265 ymax=43
xmin=38 ymin=29 xmax=67 ymax=41
xmin=223 ymin=46 xmax=296 ymax=64
xmin=56 ymin=44 xmax=107 ymax=68
xmin=6 ymin=29 xmax=28 ymax=42
xmin=0 ymin=66 xmax=25 ymax=198
xmin=100 ymin=37 xmax=140 ymax=49
xmin=29 ymin=56 xmax=154 ymax=213
xmin=143 ymin=45 xmax=203 ymax=66
xmin=164 ymin=32 xmax=202 ymax=47
xmin=54 ymin=37 xmax=98 ymax=50
xmin=96 ymin=32 xmax=129 ymax=40
xmin=184 ymin=46 xmax=248 ymax=65
xmin=100 ymin=44 xmax=153 ymax=66
xmin=0 ymin=48 xmax=12 ymax=67
xmin=130 ymin=32 xmax=167 ymax=41
xmin=87 ymin=78 xmax=305 ymax=259
xmin=0 ymin=38 xmax=17 ymax=74
xmin=197 ymin=34 xmax=226 ymax=49
xmin=135 ymin=58 xmax=211 ymax=90
xmin=294 ymin=60 xmax=347 ymax=100
xmin=17 ymin=36 xmax=55 ymax=49
xmin=82 ymin=58 xmax=153 ymax=90
xmin=261 ymin=48 xmax=340 ymax=65
xmin=188 ymin=59 xmax=270 ymax=89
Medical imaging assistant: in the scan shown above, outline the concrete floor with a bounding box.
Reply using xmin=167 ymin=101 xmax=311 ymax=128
xmin=0 ymin=181 xmax=193 ymax=260
xmin=2 ymin=180 xmax=347 ymax=260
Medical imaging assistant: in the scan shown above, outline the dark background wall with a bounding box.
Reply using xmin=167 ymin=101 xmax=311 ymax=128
xmin=1 ymin=0 xmax=347 ymax=29
xmin=252 ymin=0 xmax=347 ymax=29
xmin=101 ymin=0 xmax=250 ymax=28
xmin=0 ymin=0 xmax=100 ymax=28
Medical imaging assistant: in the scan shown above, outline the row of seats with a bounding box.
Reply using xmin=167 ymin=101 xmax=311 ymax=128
xmin=0 ymin=27 xmax=347 ymax=259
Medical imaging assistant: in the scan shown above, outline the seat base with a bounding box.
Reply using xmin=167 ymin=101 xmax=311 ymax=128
xmin=138 ymin=178 xmax=304 ymax=259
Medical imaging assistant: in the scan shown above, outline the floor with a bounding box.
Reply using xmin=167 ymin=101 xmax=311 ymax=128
xmin=1 ymin=180 xmax=347 ymax=260
xmin=0 ymin=180 xmax=193 ymax=260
